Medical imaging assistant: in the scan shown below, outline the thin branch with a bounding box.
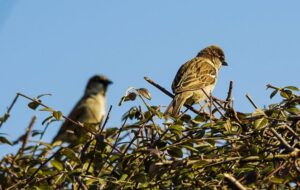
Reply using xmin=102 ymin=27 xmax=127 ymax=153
xmin=269 ymin=128 xmax=294 ymax=152
xmin=26 ymin=147 xmax=64 ymax=186
xmin=245 ymin=94 xmax=258 ymax=109
xmin=200 ymin=88 xmax=225 ymax=117
xmin=17 ymin=116 xmax=37 ymax=157
xmin=85 ymin=105 xmax=113 ymax=174
xmin=225 ymin=81 xmax=233 ymax=108
xmin=17 ymin=93 xmax=96 ymax=136
xmin=156 ymin=150 xmax=300 ymax=168
xmin=144 ymin=76 xmax=209 ymax=116
xmin=223 ymin=173 xmax=247 ymax=190
xmin=0 ymin=93 xmax=20 ymax=128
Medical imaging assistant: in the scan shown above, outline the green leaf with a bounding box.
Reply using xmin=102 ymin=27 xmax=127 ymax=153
xmin=286 ymin=107 xmax=300 ymax=115
xmin=136 ymin=88 xmax=152 ymax=100
xmin=106 ymin=127 xmax=119 ymax=138
xmin=252 ymin=109 xmax=267 ymax=117
xmin=39 ymin=107 xmax=54 ymax=112
xmin=51 ymin=160 xmax=64 ymax=171
xmin=270 ymin=177 xmax=285 ymax=184
xmin=0 ymin=113 xmax=9 ymax=123
xmin=192 ymin=114 xmax=209 ymax=124
xmin=61 ymin=148 xmax=81 ymax=164
xmin=32 ymin=130 xmax=43 ymax=137
xmin=52 ymin=111 xmax=63 ymax=120
xmin=0 ymin=136 xmax=12 ymax=145
xmin=254 ymin=117 xmax=269 ymax=130
xmin=36 ymin=93 xmax=52 ymax=99
xmin=133 ymin=173 xmax=147 ymax=183
xmin=120 ymin=174 xmax=128 ymax=181
xmin=28 ymin=100 xmax=41 ymax=110
xmin=183 ymin=145 xmax=199 ymax=153
xmin=284 ymin=86 xmax=299 ymax=91
xmin=169 ymin=125 xmax=183 ymax=136
xmin=167 ymin=146 xmax=183 ymax=158
xmin=270 ymin=89 xmax=278 ymax=99
xmin=280 ymin=90 xmax=292 ymax=99
xmin=192 ymin=160 xmax=209 ymax=169
xmin=42 ymin=116 xmax=54 ymax=125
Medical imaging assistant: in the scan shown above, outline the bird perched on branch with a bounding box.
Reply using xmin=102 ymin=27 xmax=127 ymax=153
xmin=164 ymin=45 xmax=228 ymax=117
xmin=52 ymin=75 xmax=112 ymax=144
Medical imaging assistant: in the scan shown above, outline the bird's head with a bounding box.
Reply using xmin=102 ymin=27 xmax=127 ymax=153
xmin=197 ymin=45 xmax=228 ymax=68
xmin=85 ymin=75 xmax=113 ymax=95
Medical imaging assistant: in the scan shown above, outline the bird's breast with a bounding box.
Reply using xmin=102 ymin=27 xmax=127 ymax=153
xmin=85 ymin=94 xmax=106 ymax=122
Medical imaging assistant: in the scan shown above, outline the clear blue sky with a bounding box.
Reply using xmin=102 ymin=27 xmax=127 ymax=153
xmin=1 ymin=1 xmax=299 ymax=156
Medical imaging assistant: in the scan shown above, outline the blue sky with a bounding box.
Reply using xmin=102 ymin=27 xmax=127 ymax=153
xmin=0 ymin=1 xmax=299 ymax=156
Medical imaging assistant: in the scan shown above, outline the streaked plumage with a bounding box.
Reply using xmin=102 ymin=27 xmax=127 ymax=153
xmin=164 ymin=45 xmax=228 ymax=117
xmin=52 ymin=75 xmax=112 ymax=144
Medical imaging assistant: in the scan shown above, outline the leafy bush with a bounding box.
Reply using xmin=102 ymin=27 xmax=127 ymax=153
xmin=0 ymin=79 xmax=299 ymax=189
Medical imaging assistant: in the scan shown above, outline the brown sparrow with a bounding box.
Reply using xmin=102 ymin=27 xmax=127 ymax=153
xmin=52 ymin=75 xmax=112 ymax=144
xmin=164 ymin=45 xmax=228 ymax=117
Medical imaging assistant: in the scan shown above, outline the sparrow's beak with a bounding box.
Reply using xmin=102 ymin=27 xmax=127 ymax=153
xmin=106 ymin=79 xmax=113 ymax=85
xmin=222 ymin=61 xmax=228 ymax=66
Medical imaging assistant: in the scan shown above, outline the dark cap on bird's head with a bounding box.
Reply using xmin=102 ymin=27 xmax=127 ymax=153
xmin=85 ymin=75 xmax=113 ymax=92
xmin=197 ymin=45 xmax=228 ymax=66
xmin=88 ymin=75 xmax=113 ymax=85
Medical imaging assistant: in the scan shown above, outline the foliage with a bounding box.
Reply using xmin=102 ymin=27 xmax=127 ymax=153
xmin=0 ymin=83 xmax=299 ymax=189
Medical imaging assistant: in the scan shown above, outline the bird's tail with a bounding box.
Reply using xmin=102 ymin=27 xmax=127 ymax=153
xmin=164 ymin=93 xmax=191 ymax=117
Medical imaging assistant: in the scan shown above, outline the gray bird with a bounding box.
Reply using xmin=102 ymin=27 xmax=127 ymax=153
xmin=52 ymin=75 xmax=112 ymax=144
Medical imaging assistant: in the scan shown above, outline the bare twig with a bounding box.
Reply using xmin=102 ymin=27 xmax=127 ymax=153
xmin=145 ymin=76 xmax=219 ymax=118
xmin=269 ymin=128 xmax=294 ymax=152
xmin=156 ymin=151 xmax=299 ymax=168
xmin=223 ymin=173 xmax=247 ymax=190
xmin=17 ymin=116 xmax=37 ymax=157
xmin=200 ymin=88 xmax=225 ymax=117
xmin=144 ymin=77 xmax=205 ymax=115
xmin=26 ymin=147 xmax=64 ymax=186
xmin=0 ymin=93 xmax=20 ymax=128
xmin=85 ymin=105 xmax=113 ymax=174
xmin=245 ymin=94 xmax=258 ymax=109
xmin=17 ymin=93 xmax=96 ymax=136
xmin=225 ymin=81 xmax=233 ymax=108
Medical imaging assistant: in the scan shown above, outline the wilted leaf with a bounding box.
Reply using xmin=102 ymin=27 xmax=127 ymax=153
xmin=136 ymin=88 xmax=151 ymax=100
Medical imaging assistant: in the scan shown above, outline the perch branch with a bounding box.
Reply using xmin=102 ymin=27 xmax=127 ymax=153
xmin=223 ymin=173 xmax=247 ymax=190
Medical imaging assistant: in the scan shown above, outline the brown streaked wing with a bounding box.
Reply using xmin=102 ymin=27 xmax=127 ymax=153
xmin=172 ymin=58 xmax=217 ymax=94
xmin=171 ymin=58 xmax=198 ymax=93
